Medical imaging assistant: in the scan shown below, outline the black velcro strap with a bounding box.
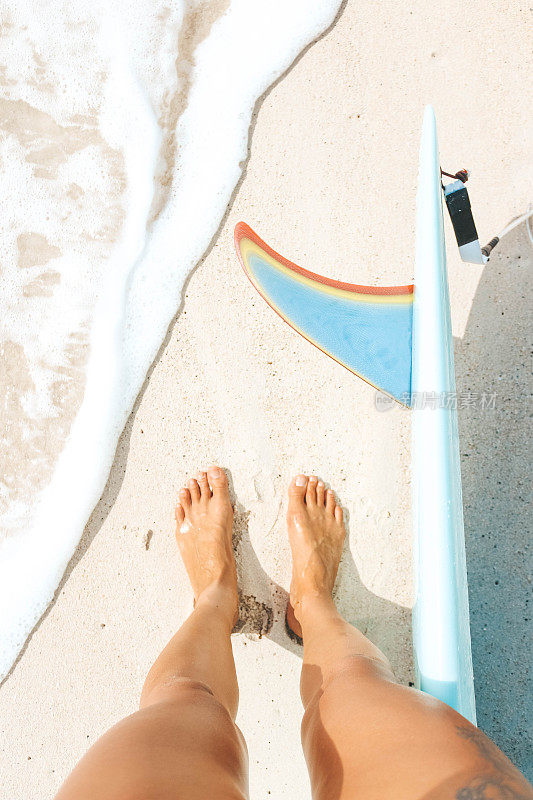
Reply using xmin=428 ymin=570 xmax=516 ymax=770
xmin=445 ymin=187 xmax=479 ymax=247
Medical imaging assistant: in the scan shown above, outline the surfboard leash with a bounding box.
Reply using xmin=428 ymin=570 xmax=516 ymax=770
xmin=440 ymin=167 xmax=533 ymax=264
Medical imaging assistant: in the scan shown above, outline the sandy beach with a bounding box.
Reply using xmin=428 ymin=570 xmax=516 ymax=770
xmin=1 ymin=0 xmax=531 ymax=797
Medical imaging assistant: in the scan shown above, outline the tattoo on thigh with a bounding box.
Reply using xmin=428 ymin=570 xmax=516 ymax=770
xmin=456 ymin=776 xmax=531 ymax=799
xmin=456 ymin=726 xmax=513 ymax=774
xmin=454 ymin=726 xmax=533 ymax=800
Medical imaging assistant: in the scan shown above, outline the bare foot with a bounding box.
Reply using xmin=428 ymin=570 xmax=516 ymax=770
xmin=175 ymin=466 xmax=238 ymax=628
xmin=286 ymin=474 xmax=345 ymax=640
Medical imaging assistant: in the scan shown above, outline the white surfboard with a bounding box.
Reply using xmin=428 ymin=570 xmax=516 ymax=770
xmin=411 ymin=106 xmax=476 ymax=723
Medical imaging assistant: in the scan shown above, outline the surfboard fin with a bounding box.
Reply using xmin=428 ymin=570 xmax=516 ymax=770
xmin=234 ymin=222 xmax=414 ymax=407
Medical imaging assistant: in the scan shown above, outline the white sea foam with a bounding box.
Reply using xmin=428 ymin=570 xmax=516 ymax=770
xmin=0 ymin=0 xmax=342 ymax=679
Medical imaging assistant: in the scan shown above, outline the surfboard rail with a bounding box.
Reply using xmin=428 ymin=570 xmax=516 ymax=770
xmin=411 ymin=106 xmax=476 ymax=723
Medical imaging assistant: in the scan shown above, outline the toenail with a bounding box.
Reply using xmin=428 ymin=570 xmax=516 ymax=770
xmin=210 ymin=467 xmax=222 ymax=477
xmin=309 ymin=476 xmax=318 ymax=482
xmin=295 ymin=475 xmax=307 ymax=486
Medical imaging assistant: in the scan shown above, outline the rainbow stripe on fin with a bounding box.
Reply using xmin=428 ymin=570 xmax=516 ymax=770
xmin=234 ymin=222 xmax=414 ymax=406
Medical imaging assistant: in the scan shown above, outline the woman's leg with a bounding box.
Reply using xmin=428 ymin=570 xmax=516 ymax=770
xmin=286 ymin=474 xmax=532 ymax=800
xmin=55 ymin=467 xmax=248 ymax=800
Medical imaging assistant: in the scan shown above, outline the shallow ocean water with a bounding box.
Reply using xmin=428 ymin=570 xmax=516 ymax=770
xmin=0 ymin=0 xmax=343 ymax=679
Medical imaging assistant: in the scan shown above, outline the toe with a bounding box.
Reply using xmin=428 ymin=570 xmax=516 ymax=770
xmin=316 ymin=481 xmax=325 ymax=506
xmin=196 ymin=471 xmax=212 ymax=499
xmin=207 ymin=466 xmax=229 ymax=497
xmin=175 ymin=503 xmax=185 ymax=524
xmin=326 ymin=489 xmax=336 ymax=513
xmin=306 ymin=475 xmax=318 ymax=505
xmin=289 ymin=474 xmax=308 ymax=496
xmin=288 ymin=474 xmax=308 ymax=509
xmin=335 ymin=505 xmax=343 ymax=524
xmin=179 ymin=488 xmax=191 ymax=508
xmin=189 ymin=478 xmax=201 ymax=502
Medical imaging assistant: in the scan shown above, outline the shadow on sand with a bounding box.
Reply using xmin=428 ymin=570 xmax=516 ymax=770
xmin=454 ymin=222 xmax=532 ymax=777
xmin=225 ymin=470 xmax=412 ymax=686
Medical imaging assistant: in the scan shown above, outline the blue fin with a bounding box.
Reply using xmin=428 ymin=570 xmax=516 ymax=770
xmin=235 ymin=223 xmax=413 ymax=406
